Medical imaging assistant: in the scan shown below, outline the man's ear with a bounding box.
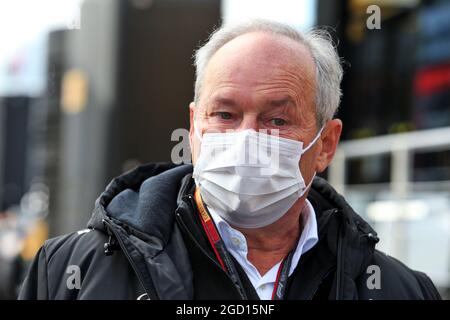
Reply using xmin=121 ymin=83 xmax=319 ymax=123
xmin=315 ymin=119 xmax=343 ymax=173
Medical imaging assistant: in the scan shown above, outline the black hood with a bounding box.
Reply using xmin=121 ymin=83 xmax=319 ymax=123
xmin=88 ymin=163 xmax=192 ymax=242
xmin=87 ymin=163 xmax=195 ymax=299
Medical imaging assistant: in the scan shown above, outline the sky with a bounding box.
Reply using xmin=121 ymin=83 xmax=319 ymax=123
xmin=222 ymin=0 xmax=317 ymax=30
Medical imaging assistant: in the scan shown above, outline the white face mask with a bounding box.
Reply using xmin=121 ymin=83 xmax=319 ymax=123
xmin=192 ymin=126 xmax=324 ymax=229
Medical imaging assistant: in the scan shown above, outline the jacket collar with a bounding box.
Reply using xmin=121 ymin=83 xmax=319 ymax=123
xmin=88 ymin=163 xmax=191 ymax=241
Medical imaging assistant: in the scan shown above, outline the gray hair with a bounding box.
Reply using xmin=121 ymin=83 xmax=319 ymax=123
xmin=193 ymin=19 xmax=343 ymax=128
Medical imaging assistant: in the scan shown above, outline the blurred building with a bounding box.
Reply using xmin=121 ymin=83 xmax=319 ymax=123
xmin=0 ymin=0 xmax=221 ymax=298
xmin=46 ymin=0 xmax=221 ymax=236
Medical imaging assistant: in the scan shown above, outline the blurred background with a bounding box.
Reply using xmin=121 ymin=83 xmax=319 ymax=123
xmin=0 ymin=0 xmax=449 ymax=299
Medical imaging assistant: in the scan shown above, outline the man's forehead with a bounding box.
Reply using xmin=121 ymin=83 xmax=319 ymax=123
xmin=205 ymin=31 xmax=315 ymax=76
xmin=201 ymin=32 xmax=317 ymax=96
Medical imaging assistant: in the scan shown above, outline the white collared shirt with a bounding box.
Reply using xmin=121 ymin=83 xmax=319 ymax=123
xmin=208 ymin=199 xmax=319 ymax=300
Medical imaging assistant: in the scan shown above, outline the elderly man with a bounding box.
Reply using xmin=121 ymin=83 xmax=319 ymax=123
xmin=19 ymin=20 xmax=440 ymax=300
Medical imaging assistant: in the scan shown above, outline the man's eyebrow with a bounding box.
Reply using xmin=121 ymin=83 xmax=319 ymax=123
xmin=211 ymin=96 xmax=237 ymax=106
xmin=210 ymin=96 xmax=296 ymax=108
xmin=266 ymin=97 xmax=296 ymax=107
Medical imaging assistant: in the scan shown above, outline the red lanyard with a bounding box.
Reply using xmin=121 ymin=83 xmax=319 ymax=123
xmin=194 ymin=188 xmax=293 ymax=300
xmin=194 ymin=187 xmax=228 ymax=271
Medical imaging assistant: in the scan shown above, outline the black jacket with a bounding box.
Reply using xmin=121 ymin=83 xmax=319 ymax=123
xmin=18 ymin=163 xmax=442 ymax=300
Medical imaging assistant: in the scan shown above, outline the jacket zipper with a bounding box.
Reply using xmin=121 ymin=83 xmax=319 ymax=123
xmin=295 ymin=208 xmax=340 ymax=300
xmin=102 ymin=218 xmax=159 ymax=300
xmin=335 ymin=230 xmax=343 ymax=299
xmin=308 ymin=266 xmax=336 ymax=299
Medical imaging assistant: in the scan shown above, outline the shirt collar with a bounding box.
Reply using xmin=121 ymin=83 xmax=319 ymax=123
xmin=208 ymin=198 xmax=319 ymax=277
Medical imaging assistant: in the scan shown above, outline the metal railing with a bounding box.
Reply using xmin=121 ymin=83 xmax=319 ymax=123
xmin=329 ymin=126 xmax=450 ymax=197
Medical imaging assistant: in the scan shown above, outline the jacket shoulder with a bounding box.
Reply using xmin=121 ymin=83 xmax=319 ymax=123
xmin=43 ymin=228 xmax=106 ymax=262
xmin=356 ymin=250 xmax=441 ymax=300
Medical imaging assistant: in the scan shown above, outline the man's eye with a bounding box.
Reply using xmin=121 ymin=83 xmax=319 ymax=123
xmin=217 ymin=112 xmax=232 ymax=120
xmin=270 ymin=118 xmax=287 ymax=126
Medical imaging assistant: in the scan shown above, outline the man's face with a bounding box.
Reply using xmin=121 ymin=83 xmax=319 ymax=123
xmin=189 ymin=32 xmax=336 ymax=183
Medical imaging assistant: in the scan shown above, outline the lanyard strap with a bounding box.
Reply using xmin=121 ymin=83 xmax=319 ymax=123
xmin=194 ymin=188 xmax=247 ymax=299
xmin=194 ymin=188 xmax=293 ymax=300
xmin=272 ymin=250 xmax=294 ymax=300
